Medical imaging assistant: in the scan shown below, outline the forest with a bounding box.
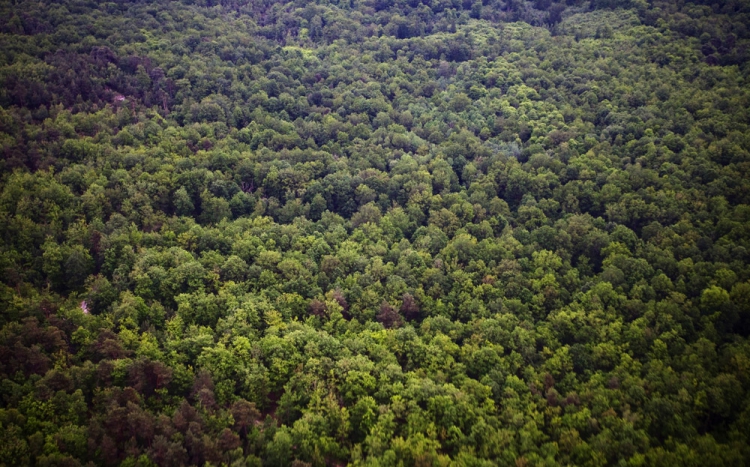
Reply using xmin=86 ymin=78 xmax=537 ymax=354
xmin=1 ymin=0 xmax=750 ymax=465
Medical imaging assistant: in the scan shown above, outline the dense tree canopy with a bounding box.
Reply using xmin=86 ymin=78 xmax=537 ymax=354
xmin=1 ymin=0 xmax=750 ymax=465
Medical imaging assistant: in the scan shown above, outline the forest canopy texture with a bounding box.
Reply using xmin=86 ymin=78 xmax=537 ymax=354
xmin=1 ymin=0 xmax=750 ymax=465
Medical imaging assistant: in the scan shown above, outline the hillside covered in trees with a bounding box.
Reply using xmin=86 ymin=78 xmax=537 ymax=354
xmin=1 ymin=0 xmax=750 ymax=465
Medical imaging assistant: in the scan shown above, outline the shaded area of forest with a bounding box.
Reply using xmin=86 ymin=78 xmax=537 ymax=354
xmin=1 ymin=0 xmax=750 ymax=465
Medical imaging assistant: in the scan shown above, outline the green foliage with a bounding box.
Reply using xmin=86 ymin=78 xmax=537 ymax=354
xmin=1 ymin=0 xmax=750 ymax=465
